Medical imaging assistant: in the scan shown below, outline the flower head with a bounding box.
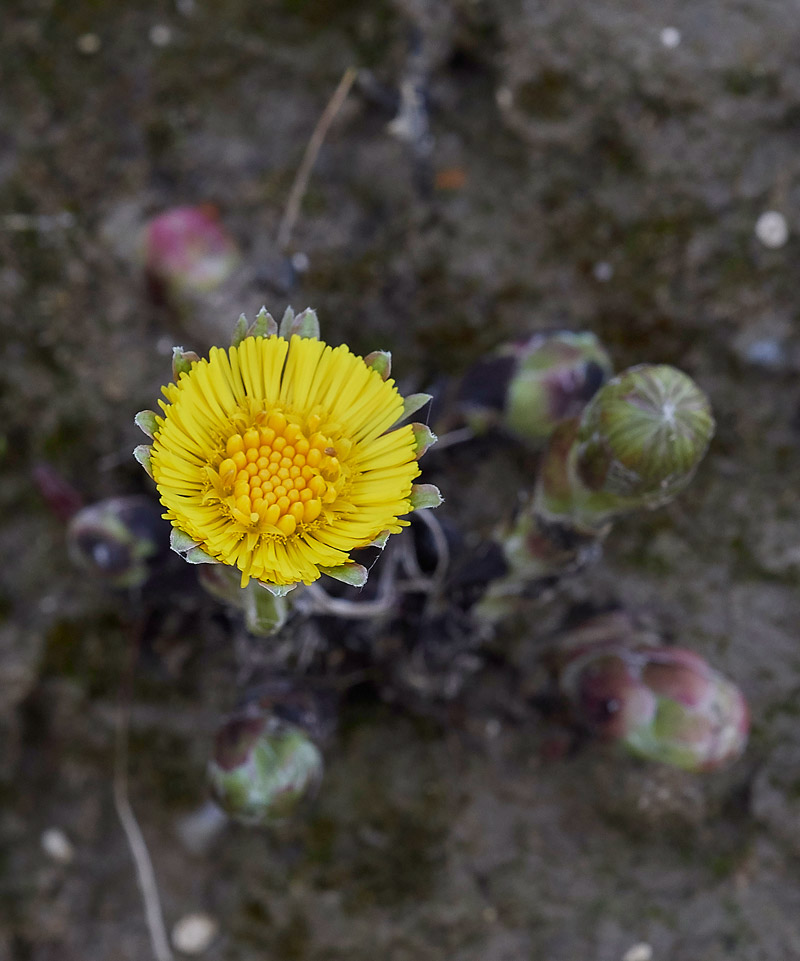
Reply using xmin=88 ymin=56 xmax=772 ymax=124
xmin=135 ymin=309 xmax=439 ymax=589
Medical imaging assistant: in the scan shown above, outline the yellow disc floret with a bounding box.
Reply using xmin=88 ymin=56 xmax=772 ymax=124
xmin=216 ymin=414 xmax=337 ymax=535
xmin=148 ymin=334 xmax=422 ymax=587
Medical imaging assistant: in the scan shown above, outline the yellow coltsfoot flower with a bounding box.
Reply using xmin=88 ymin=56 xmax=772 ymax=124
xmin=134 ymin=307 xmax=441 ymax=591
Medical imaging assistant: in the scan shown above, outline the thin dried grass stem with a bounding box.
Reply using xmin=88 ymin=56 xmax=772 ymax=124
xmin=277 ymin=66 xmax=358 ymax=251
xmin=113 ymin=637 xmax=174 ymax=961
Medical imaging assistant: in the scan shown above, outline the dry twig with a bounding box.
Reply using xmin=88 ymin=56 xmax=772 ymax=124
xmin=113 ymin=634 xmax=174 ymax=961
xmin=277 ymin=66 xmax=358 ymax=252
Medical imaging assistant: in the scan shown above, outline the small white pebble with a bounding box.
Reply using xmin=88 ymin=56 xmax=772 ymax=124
xmin=755 ymin=210 xmax=789 ymax=249
xmin=76 ymin=32 xmax=102 ymax=55
xmin=660 ymin=27 xmax=681 ymax=49
xmin=290 ymin=251 xmax=310 ymax=273
xmin=38 ymin=594 xmax=60 ymax=615
xmin=484 ymin=718 xmax=502 ymax=739
xmin=744 ymin=338 xmax=783 ymax=368
xmin=41 ymin=827 xmax=75 ymax=865
xmin=593 ymin=261 xmax=614 ymax=282
xmin=623 ymin=943 xmax=653 ymax=961
xmin=150 ymin=24 xmax=173 ymax=47
xmin=172 ymin=913 xmax=219 ymax=955
xmin=495 ymin=86 xmax=514 ymax=110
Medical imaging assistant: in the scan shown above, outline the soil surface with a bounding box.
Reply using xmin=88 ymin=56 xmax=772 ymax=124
xmin=3 ymin=1 xmax=800 ymax=959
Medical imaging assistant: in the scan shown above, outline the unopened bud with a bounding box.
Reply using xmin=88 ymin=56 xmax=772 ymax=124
xmin=575 ymin=364 xmax=714 ymax=512
xmin=458 ymin=332 xmax=612 ymax=443
xmin=561 ymin=645 xmax=748 ymax=771
xmin=67 ymin=495 xmax=169 ymax=588
xmin=141 ymin=204 xmax=239 ymax=302
xmin=208 ymin=711 xmax=323 ymax=825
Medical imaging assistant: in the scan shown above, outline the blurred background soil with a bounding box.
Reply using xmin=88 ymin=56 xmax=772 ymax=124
xmin=3 ymin=1 xmax=800 ymax=959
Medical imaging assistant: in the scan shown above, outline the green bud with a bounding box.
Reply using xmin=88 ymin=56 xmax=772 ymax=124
xmin=409 ymin=483 xmax=444 ymax=510
xmin=363 ymin=350 xmax=392 ymax=380
xmin=134 ymin=410 xmax=159 ymax=439
xmin=319 ymin=562 xmax=369 ymax=588
xmin=282 ymin=306 xmax=320 ymax=340
xmin=172 ymin=347 xmax=200 ymax=381
xmin=411 ymin=423 xmax=437 ymax=458
xmin=400 ymin=393 xmax=432 ymax=422
xmin=208 ymin=712 xmax=323 ymax=825
xmin=575 ymin=364 xmax=714 ymax=512
xmin=457 ymin=332 xmax=612 ymax=444
xmin=231 ymin=312 xmax=249 ymax=348
xmin=505 ymin=332 xmax=612 ymax=442
xmin=251 ymin=306 xmax=279 ymax=339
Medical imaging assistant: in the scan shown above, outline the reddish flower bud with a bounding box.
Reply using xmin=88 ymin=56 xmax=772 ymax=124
xmin=561 ymin=645 xmax=748 ymax=771
xmin=208 ymin=709 xmax=323 ymax=825
xmin=457 ymin=331 xmax=612 ymax=444
xmin=141 ymin=204 xmax=239 ymax=301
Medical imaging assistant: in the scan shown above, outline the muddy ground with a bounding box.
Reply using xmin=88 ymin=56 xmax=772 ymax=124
xmin=3 ymin=1 xmax=800 ymax=959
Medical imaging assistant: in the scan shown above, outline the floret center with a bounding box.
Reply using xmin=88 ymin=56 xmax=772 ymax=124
xmin=214 ymin=411 xmax=342 ymax=537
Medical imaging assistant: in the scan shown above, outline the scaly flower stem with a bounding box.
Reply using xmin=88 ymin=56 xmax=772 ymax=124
xmin=476 ymin=365 xmax=714 ymax=621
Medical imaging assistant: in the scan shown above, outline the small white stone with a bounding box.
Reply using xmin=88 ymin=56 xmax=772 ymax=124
xmin=484 ymin=718 xmax=502 ymax=739
xmin=495 ymin=86 xmax=514 ymax=110
xmin=150 ymin=24 xmax=173 ymax=47
xmin=290 ymin=251 xmax=310 ymax=273
xmin=755 ymin=210 xmax=789 ymax=249
xmin=660 ymin=27 xmax=681 ymax=49
xmin=41 ymin=827 xmax=75 ymax=865
xmin=172 ymin=913 xmax=219 ymax=955
xmin=623 ymin=943 xmax=653 ymax=961
xmin=744 ymin=338 xmax=783 ymax=368
xmin=76 ymin=33 xmax=102 ymax=55
xmin=593 ymin=261 xmax=614 ymax=282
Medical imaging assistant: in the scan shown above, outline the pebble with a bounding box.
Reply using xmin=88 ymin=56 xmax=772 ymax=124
xmin=40 ymin=827 xmax=75 ymax=865
xmin=622 ymin=944 xmax=653 ymax=961
xmin=755 ymin=210 xmax=789 ymax=249
xmin=660 ymin=27 xmax=681 ymax=49
xmin=76 ymin=33 xmax=101 ymax=55
xmin=290 ymin=251 xmax=310 ymax=274
xmin=484 ymin=718 xmax=502 ymax=739
xmin=149 ymin=24 xmax=173 ymax=47
xmin=593 ymin=261 xmax=614 ymax=282
xmin=743 ymin=338 xmax=783 ymax=368
xmin=171 ymin=913 xmax=219 ymax=955
xmin=495 ymin=86 xmax=514 ymax=110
